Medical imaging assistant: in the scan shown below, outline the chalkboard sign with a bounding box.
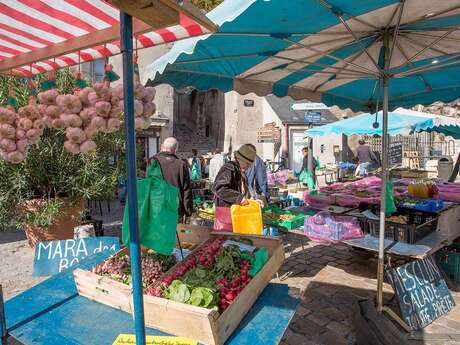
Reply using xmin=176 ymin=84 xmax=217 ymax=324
xmin=387 ymin=256 xmax=455 ymax=330
xmin=33 ymin=236 xmax=120 ymax=276
xmin=304 ymin=111 xmax=322 ymax=123
xmin=389 ymin=142 xmax=403 ymax=166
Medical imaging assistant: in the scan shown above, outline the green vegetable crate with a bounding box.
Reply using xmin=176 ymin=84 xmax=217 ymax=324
xmin=263 ymin=205 xmax=305 ymax=230
xmin=435 ymin=243 xmax=460 ymax=288
xmin=74 ymin=225 xmax=284 ymax=345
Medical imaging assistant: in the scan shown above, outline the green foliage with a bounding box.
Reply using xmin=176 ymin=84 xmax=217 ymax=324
xmin=0 ymin=69 xmax=126 ymax=230
xmin=191 ymin=0 xmax=223 ymax=12
xmin=0 ymin=128 xmax=124 ymax=230
xmin=23 ymin=199 xmax=64 ymax=229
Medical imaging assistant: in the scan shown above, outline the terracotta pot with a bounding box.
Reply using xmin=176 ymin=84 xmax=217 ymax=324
xmin=22 ymin=198 xmax=84 ymax=248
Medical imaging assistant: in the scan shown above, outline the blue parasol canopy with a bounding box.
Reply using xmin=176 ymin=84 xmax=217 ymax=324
xmin=305 ymin=111 xmax=460 ymax=138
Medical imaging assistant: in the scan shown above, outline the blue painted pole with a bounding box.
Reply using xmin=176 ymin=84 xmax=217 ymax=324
xmin=120 ymin=11 xmax=146 ymax=345
xmin=0 ymin=285 xmax=7 ymax=345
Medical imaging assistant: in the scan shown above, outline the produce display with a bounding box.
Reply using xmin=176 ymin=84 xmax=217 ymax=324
xmin=146 ymin=236 xmax=268 ymax=313
xmin=408 ymin=181 xmax=438 ymax=199
xmin=92 ymin=250 xmax=176 ymax=288
xmin=386 ymin=215 xmax=408 ymax=224
xmin=264 ymin=212 xmax=296 ymax=221
xmin=262 ymin=205 xmax=306 ymax=230
xmin=0 ymin=82 xmax=44 ymax=163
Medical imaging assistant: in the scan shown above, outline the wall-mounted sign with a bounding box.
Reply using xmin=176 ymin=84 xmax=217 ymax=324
xmin=304 ymin=111 xmax=322 ymax=123
xmin=292 ymin=103 xmax=329 ymax=111
xmin=243 ymin=99 xmax=254 ymax=107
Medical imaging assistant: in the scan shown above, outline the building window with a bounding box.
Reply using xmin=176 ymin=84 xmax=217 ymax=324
xmin=80 ymin=58 xmax=105 ymax=82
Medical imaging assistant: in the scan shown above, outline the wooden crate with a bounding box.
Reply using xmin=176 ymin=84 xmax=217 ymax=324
xmin=140 ymin=232 xmax=284 ymax=345
xmin=176 ymin=224 xmax=212 ymax=250
xmin=74 ymin=247 xmax=132 ymax=313
xmin=75 ymin=231 xmax=284 ymax=345
xmin=74 ymin=225 xmax=213 ymax=313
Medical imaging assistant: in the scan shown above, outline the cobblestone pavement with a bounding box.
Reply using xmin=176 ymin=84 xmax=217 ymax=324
xmin=275 ymin=234 xmax=460 ymax=345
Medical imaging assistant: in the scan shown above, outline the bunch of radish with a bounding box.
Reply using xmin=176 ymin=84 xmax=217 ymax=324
xmin=217 ymin=260 xmax=252 ymax=312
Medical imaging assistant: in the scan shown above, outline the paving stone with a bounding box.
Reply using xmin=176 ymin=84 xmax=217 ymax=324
xmin=283 ymin=329 xmax=318 ymax=345
xmin=307 ymin=251 xmax=323 ymax=258
xmin=326 ymin=321 xmax=352 ymax=336
xmin=296 ymin=305 xmax=312 ymax=317
xmin=313 ymin=330 xmax=348 ymax=345
xmin=319 ymin=307 xmax=346 ymax=322
xmin=290 ymin=318 xmax=326 ymax=337
xmin=307 ymin=313 xmax=330 ymax=327
xmin=310 ymin=257 xmax=329 ymax=265
xmin=321 ymin=255 xmax=337 ymax=262
xmin=336 ymin=259 xmax=351 ymax=265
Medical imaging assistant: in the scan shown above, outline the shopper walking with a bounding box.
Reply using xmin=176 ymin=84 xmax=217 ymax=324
xmin=209 ymin=148 xmax=226 ymax=184
xmin=153 ymin=137 xmax=193 ymax=222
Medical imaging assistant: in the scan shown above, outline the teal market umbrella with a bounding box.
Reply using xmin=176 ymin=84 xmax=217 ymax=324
xmin=305 ymin=111 xmax=435 ymax=136
xmin=144 ymin=0 xmax=460 ymax=317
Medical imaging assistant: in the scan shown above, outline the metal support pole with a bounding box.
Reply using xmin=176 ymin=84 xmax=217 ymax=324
xmin=0 ymin=285 xmax=7 ymax=345
xmin=120 ymin=11 xmax=146 ymax=345
xmin=377 ymin=32 xmax=390 ymax=314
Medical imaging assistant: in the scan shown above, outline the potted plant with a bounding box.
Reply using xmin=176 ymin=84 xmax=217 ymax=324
xmin=0 ymin=70 xmax=124 ymax=247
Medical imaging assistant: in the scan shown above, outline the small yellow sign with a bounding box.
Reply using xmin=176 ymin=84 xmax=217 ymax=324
xmin=112 ymin=334 xmax=197 ymax=345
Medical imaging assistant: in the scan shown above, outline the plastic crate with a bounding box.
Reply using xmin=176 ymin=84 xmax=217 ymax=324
xmin=367 ymin=209 xmax=438 ymax=244
xmin=262 ymin=205 xmax=305 ymax=230
xmin=435 ymin=244 xmax=460 ymax=287
xmin=397 ymin=199 xmax=444 ymax=213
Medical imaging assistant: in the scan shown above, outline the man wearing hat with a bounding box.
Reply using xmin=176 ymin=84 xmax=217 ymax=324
xmin=355 ymin=139 xmax=378 ymax=176
xmin=212 ymin=144 xmax=256 ymax=208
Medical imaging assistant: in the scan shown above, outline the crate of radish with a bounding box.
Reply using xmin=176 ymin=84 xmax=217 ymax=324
xmin=73 ymin=247 xmax=176 ymax=313
xmin=139 ymin=232 xmax=284 ymax=345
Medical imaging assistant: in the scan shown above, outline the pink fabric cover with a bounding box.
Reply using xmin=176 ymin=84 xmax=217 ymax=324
xmin=304 ymin=212 xmax=364 ymax=243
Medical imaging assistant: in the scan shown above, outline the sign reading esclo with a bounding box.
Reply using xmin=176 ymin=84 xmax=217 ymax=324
xmin=387 ymin=255 xmax=455 ymax=330
xmin=33 ymin=236 xmax=120 ymax=276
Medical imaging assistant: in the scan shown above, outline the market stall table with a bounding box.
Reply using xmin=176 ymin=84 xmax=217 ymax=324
xmin=4 ymin=251 xmax=298 ymax=345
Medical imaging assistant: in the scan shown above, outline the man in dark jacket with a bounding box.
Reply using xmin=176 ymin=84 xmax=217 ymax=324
xmin=212 ymin=144 xmax=256 ymax=208
xmin=153 ymin=137 xmax=193 ymax=221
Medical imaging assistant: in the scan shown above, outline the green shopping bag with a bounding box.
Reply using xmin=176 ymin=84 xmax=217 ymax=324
xmin=122 ymin=159 xmax=179 ymax=255
xmin=298 ymin=170 xmax=316 ymax=189
xmin=385 ymin=180 xmax=397 ymax=216
xmin=191 ymin=158 xmax=201 ymax=180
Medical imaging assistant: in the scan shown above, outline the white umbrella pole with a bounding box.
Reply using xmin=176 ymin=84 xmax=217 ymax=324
xmin=376 ymin=34 xmax=390 ymax=312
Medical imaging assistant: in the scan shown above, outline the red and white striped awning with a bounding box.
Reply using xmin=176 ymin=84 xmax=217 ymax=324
xmin=0 ymin=0 xmax=209 ymax=76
